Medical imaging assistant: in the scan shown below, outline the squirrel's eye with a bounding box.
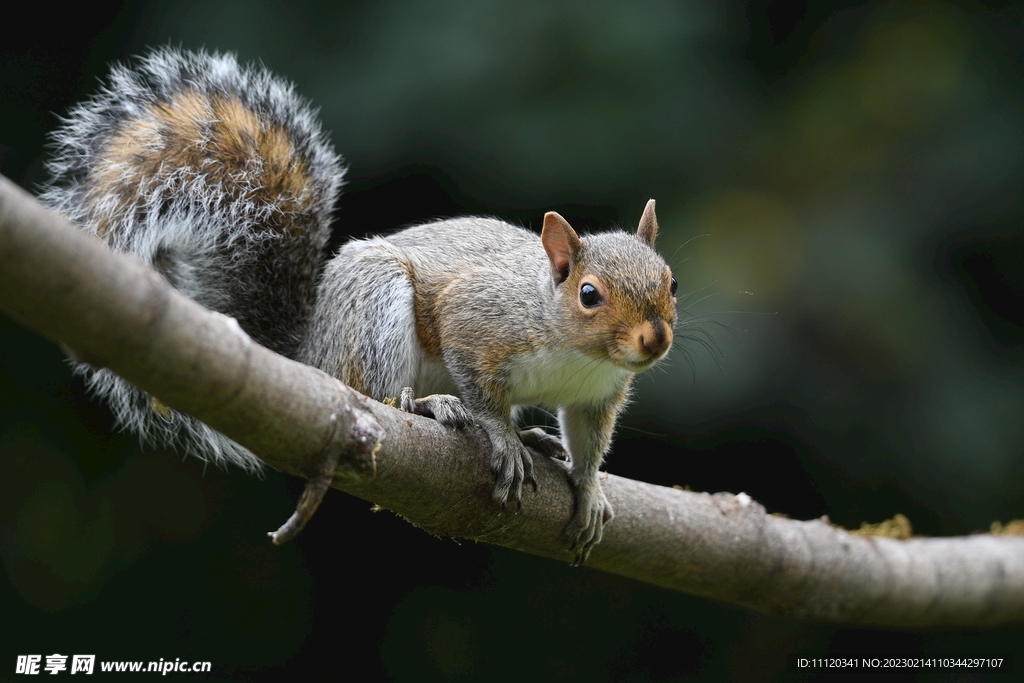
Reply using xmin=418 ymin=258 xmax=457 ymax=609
xmin=580 ymin=283 xmax=602 ymax=307
xmin=670 ymin=277 xmax=678 ymax=296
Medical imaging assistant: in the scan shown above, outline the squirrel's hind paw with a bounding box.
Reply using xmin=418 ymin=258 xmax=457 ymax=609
xmin=517 ymin=427 xmax=567 ymax=462
xmin=399 ymin=388 xmax=472 ymax=429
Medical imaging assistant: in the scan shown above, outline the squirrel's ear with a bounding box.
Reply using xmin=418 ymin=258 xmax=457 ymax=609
xmin=637 ymin=198 xmax=658 ymax=245
xmin=542 ymin=211 xmax=582 ymax=285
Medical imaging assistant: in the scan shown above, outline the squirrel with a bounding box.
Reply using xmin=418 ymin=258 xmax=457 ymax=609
xmin=40 ymin=48 xmax=678 ymax=564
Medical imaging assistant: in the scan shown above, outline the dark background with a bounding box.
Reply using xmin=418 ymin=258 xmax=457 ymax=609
xmin=3 ymin=1 xmax=1024 ymax=680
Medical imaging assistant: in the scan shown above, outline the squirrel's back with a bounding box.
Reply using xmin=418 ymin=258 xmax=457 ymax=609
xmin=40 ymin=48 xmax=344 ymax=469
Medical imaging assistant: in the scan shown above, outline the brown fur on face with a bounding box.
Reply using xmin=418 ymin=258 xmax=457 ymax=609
xmin=560 ymin=239 xmax=677 ymax=369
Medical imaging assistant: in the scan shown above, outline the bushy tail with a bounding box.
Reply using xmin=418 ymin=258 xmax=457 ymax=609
xmin=40 ymin=48 xmax=345 ymax=470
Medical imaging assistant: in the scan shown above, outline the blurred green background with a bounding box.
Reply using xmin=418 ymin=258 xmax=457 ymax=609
xmin=3 ymin=0 xmax=1024 ymax=680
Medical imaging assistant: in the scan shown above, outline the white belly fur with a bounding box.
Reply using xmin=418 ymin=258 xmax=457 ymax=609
xmin=506 ymin=348 xmax=629 ymax=407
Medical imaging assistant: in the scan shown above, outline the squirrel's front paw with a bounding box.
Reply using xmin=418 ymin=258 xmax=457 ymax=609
xmin=566 ymin=484 xmax=614 ymax=565
xmin=399 ymin=387 xmax=472 ymax=429
xmin=489 ymin=435 xmax=536 ymax=510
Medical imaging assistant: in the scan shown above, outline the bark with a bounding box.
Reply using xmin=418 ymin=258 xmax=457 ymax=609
xmin=1 ymin=174 xmax=1022 ymax=628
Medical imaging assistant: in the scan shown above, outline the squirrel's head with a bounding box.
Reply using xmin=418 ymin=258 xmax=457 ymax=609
xmin=542 ymin=199 xmax=678 ymax=372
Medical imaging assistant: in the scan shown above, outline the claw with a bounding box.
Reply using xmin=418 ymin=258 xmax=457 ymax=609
xmin=564 ymin=484 xmax=613 ymax=565
xmin=487 ymin=433 xmax=536 ymax=512
xmin=517 ymin=427 xmax=567 ymax=461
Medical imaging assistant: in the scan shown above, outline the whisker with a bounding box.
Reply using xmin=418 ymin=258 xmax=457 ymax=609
xmin=615 ymin=423 xmax=663 ymax=437
xmin=678 ymin=290 xmax=724 ymax=311
xmin=673 ymin=333 xmax=725 ymax=374
xmin=669 ymin=233 xmax=709 ymax=265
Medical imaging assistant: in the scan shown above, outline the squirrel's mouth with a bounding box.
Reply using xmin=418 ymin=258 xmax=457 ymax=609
xmin=630 ymin=356 xmax=665 ymax=372
xmin=613 ymin=349 xmax=666 ymax=373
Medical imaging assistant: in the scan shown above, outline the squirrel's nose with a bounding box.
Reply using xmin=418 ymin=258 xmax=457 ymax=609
xmin=638 ymin=321 xmax=672 ymax=358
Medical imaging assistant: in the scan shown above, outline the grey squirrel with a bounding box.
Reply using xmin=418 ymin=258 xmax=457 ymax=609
xmin=40 ymin=48 xmax=678 ymax=563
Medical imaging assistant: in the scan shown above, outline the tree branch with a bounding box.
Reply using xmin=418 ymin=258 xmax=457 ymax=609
xmin=1 ymin=174 xmax=1022 ymax=628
